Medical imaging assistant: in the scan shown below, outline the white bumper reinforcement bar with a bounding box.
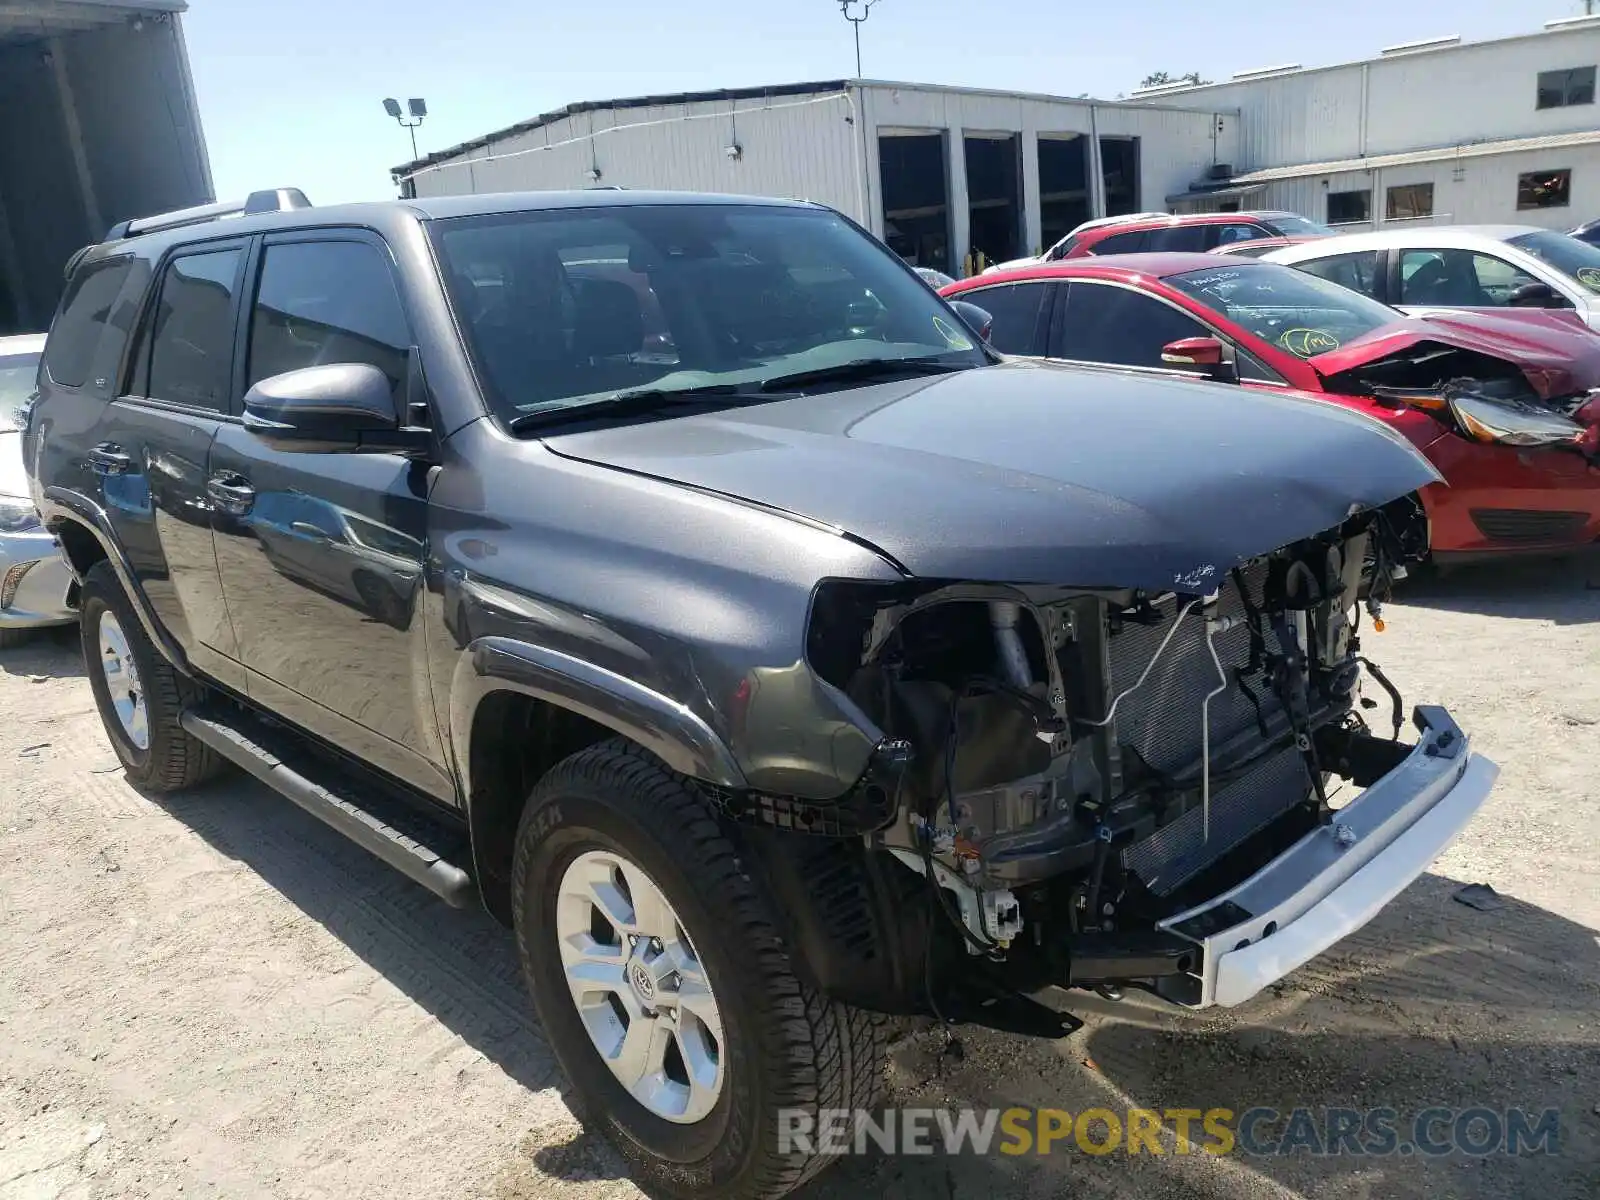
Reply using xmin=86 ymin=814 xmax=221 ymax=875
xmin=1158 ymin=704 xmax=1498 ymax=1009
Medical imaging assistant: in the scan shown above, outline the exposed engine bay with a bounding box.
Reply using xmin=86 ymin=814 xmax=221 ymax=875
xmin=1322 ymin=340 xmax=1600 ymax=458
xmin=781 ymin=510 xmax=1428 ymax=1029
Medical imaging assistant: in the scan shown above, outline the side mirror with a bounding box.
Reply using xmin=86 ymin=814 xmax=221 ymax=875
xmin=947 ymin=299 xmax=994 ymax=342
xmin=1507 ymin=281 xmax=1570 ymax=309
xmin=242 ymin=363 xmax=423 ymax=454
xmin=1161 ymin=336 xmax=1238 ymax=382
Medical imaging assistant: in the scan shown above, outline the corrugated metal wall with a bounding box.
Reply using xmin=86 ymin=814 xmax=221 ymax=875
xmin=1133 ymin=25 xmax=1600 ymax=172
xmin=405 ymin=90 xmax=864 ymax=219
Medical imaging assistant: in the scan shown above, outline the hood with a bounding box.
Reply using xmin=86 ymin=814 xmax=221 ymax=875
xmin=544 ymin=361 xmax=1439 ymax=592
xmin=1309 ymin=311 xmax=1600 ymax=401
xmin=982 ymin=255 xmax=1040 ymax=275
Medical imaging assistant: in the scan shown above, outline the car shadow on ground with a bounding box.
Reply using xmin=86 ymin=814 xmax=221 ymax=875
xmin=1396 ymin=556 xmax=1600 ymax=624
xmin=135 ymin=746 xmax=1600 ymax=1200
xmin=0 ymin=624 xmax=83 ymax=680
xmin=794 ymin=872 xmax=1599 ymax=1200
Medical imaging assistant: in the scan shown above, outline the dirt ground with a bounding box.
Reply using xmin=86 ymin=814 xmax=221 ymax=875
xmin=1 ymin=558 xmax=1596 ymax=1200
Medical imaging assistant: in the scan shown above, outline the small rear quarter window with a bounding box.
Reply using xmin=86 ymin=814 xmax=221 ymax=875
xmin=44 ymin=257 xmax=135 ymax=388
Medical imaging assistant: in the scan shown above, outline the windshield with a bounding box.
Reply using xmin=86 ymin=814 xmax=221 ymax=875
xmin=430 ymin=204 xmax=988 ymax=424
xmin=1264 ymin=214 xmax=1334 ymax=237
xmin=1508 ymin=229 xmax=1600 ymax=294
xmin=0 ymin=352 xmax=40 ymax=431
xmin=1167 ymin=263 xmax=1398 ymax=357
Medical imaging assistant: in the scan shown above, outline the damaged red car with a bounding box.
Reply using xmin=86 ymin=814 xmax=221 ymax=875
xmin=943 ymin=254 xmax=1600 ymax=563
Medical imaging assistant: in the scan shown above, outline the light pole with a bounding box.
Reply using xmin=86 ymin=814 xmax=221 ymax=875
xmin=383 ymin=97 xmax=428 ymax=160
xmin=838 ymin=0 xmax=881 ymax=77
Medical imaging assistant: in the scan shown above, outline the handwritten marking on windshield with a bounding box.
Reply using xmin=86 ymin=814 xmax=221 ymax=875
xmin=1278 ymin=328 xmax=1341 ymax=358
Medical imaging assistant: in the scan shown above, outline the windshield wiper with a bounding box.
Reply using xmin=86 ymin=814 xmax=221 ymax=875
xmin=757 ymin=356 xmax=970 ymax=393
xmin=506 ymin=383 xmax=757 ymax=433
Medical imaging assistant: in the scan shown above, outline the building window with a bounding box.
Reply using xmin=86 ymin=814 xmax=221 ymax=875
xmin=1386 ymin=183 xmax=1434 ymax=221
xmin=1517 ymin=169 xmax=1572 ymax=210
xmin=1327 ymin=190 xmax=1371 ymax=224
xmin=1536 ymin=66 xmax=1596 ymax=109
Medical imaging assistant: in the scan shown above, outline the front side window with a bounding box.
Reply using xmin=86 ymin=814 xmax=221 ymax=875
xmin=1211 ymin=223 xmax=1269 ymax=247
xmin=44 ymin=258 xmax=134 ymax=388
xmin=1052 ymin=282 xmax=1209 ymax=369
xmin=147 ymin=248 xmax=243 ymax=411
xmin=1397 ymin=249 xmax=1541 ymax=306
xmin=1536 ymin=66 xmax=1595 ymax=109
xmin=1518 ymin=169 xmax=1572 ymax=210
xmin=430 ymin=204 xmax=988 ymax=424
xmin=1166 ymin=262 xmax=1396 ymax=357
xmin=247 ymin=240 xmax=411 ymax=404
xmin=955 ymin=283 xmax=1050 ymax=356
xmin=1296 ymin=250 xmax=1382 ymax=298
xmin=1326 ymin=191 xmax=1371 ymax=224
xmin=1386 ymin=183 xmax=1435 ymax=220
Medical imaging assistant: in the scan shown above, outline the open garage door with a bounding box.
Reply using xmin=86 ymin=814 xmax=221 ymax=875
xmin=0 ymin=1 xmax=211 ymax=335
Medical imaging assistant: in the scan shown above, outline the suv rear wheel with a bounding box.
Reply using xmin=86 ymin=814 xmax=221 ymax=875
xmin=80 ymin=561 xmax=222 ymax=792
xmin=512 ymin=739 xmax=885 ymax=1199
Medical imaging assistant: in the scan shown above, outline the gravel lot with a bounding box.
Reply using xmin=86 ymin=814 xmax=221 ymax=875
xmin=1 ymin=559 xmax=1596 ymax=1200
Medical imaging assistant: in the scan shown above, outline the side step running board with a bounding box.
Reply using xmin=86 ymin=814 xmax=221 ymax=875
xmin=180 ymin=710 xmax=476 ymax=909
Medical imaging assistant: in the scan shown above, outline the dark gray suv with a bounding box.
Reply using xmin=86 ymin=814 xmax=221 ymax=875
xmin=26 ymin=187 xmax=1496 ymax=1198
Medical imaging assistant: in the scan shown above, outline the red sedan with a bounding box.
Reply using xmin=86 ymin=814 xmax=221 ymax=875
xmin=943 ymin=254 xmax=1600 ymax=563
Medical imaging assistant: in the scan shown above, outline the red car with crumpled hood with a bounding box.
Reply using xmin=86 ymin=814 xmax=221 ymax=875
xmin=943 ymin=253 xmax=1600 ymax=562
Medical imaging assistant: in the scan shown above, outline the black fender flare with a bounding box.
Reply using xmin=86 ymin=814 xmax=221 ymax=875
xmin=449 ymin=635 xmax=748 ymax=802
xmin=39 ymin=487 xmax=192 ymax=673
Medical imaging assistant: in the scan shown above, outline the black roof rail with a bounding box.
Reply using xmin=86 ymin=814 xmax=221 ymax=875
xmin=104 ymin=188 xmax=313 ymax=242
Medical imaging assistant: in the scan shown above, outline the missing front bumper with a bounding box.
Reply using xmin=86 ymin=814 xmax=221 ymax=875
xmin=1152 ymin=705 xmax=1497 ymax=1009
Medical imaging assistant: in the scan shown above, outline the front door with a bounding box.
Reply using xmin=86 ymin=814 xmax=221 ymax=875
xmin=97 ymin=241 xmax=248 ymax=690
xmin=208 ymin=231 xmax=448 ymax=799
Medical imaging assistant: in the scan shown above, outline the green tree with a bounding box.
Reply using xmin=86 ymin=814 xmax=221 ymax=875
xmin=1139 ymin=70 xmax=1211 ymax=88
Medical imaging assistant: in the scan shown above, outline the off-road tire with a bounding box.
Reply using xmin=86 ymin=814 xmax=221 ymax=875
xmin=79 ymin=561 xmax=222 ymax=792
xmin=511 ymin=738 xmax=887 ymax=1200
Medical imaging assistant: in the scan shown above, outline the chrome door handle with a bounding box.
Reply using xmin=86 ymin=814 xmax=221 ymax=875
xmin=206 ymin=474 xmax=256 ymax=514
xmin=88 ymin=443 xmax=133 ymax=475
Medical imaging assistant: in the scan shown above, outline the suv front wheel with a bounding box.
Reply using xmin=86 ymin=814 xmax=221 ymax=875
xmin=512 ymin=739 xmax=886 ymax=1199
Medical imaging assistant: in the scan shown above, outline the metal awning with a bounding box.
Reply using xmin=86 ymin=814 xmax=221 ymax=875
xmin=1226 ymin=128 xmax=1600 ymax=185
xmin=0 ymin=1 xmax=185 ymax=46
xmin=1164 ymin=181 xmax=1268 ymax=205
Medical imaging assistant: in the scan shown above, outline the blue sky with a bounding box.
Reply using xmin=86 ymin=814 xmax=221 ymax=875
xmin=183 ymin=0 xmax=1579 ymax=206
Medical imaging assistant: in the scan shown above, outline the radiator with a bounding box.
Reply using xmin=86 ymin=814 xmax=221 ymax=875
xmin=1106 ymin=566 xmax=1311 ymax=894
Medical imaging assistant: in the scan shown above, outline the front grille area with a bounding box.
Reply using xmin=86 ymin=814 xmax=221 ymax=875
xmin=1469 ymin=508 xmax=1588 ymax=545
xmin=1122 ymin=747 xmax=1311 ymax=895
xmin=1107 ymin=565 xmax=1311 ymax=893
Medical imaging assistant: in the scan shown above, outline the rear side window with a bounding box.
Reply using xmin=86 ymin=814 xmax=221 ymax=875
xmin=1211 ymin=223 xmax=1269 ymax=248
xmin=957 ymin=283 xmax=1050 ymax=355
xmin=45 ymin=258 xmax=134 ymax=388
xmin=1088 ymin=229 xmax=1150 ymax=255
xmin=147 ymin=248 xmax=243 ymax=410
xmin=1297 ymin=251 xmax=1382 ymax=298
xmin=1144 ymin=225 xmax=1210 ymax=252
xmin=247 ymin=240 xmax=411 ymax=404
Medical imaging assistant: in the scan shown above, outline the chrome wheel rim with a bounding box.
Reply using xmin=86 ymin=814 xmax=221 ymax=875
xmin=555 ymin=849 xmax=724 ymax=1123
xmin=97 ymin=611 xmax=149 ymax=750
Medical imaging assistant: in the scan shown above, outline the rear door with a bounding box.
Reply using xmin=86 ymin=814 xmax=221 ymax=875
xmin=97 ymin=240 xmax=248 ymax=689
xmin=207 ymin=230 xmax=448 ymax=799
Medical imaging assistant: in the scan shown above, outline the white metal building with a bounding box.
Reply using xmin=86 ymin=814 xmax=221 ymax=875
xmin=396 ymin=82 xmax=1237 ymax=277
xmin=1137 ymin=16 xmax=1600 ymax=232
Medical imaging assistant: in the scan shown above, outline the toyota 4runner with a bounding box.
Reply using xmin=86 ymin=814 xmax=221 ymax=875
xmin=25 ymin=187 xmax=1497 ymax=1199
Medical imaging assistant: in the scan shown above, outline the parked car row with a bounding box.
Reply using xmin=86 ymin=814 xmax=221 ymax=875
xmin=14 ymin=187 xmax=1501 ymax=1200
xmin=0 ymin=334 xmax=75 ymax=647
xmin=947 ymin=217 xmax=1600 ymax=566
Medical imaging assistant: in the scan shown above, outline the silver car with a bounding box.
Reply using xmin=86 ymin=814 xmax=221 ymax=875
xmin=1 ymin=334 xmax=75 ymax=646
xmin=1263 ymin=225 xmax=1600 ymax=332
